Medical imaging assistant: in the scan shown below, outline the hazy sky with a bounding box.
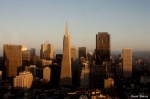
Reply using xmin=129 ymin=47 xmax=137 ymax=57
xmin=0 ymin=0 xmax=150 ymax=56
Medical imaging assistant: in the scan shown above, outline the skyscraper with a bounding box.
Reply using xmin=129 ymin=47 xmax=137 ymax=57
xmin=96 ymin=32 xmax=110 ymax=64
xmin=78 ymin=47 xmax=86 ymax=59
xmin=4 ymin=44 xmax=22 ymax=77
xmin=78 ymin=47 xmax=86 ymax=63
xmin=71 ymin=46 xmax=77 ymax=59
xmin=40 ymin=43 xmax=54 ymax=60
xmin=30 ymin=48 xmax=36 ymax=59
xmin=80 ymin=63 xmax=90 ymax=89
xmin=122 ymin=48 xmax=132 ymax=78
xmin=87 ymin=52 xmax=92 ymax=63
xmin=25 ymin=65 xmax=37 ymax=78
xmin=22 ymin=50 xmax=30 ymax=61
xmin=60 ymin=22 xmax=72 ymax=86
xmin=56 ymin=54 xmax=63 ymax=65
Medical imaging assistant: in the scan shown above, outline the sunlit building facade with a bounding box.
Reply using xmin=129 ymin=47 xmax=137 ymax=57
xmin=40 ymin=43 xmax=54 ymax=59
xmin=122 ymin=48 xmax=132 ymax=78
xmin=104 ymin=78 xmax=114 ymax=89
xmin=4 ymin=44 xmax=22 ymax=77
xmin=14 ymin=71 xmax=33 ymax=89
xmin=71 ymin=46 xmax=77 ymax=59
xmin=41 ymin=59 xmax=52 ymax=66
xmin=60 ymin=22 xmax=72 ymax=86
xmin=21 ymin=46 xmax=27 ymax=51
xmin=43 ymin=67 xmax=51 ymax=81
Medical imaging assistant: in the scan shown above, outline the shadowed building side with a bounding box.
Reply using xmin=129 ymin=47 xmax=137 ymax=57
xmin=60 ymin=22 xmax=72 ymax=86
xmin=78 ymin=47 xmax=86 ymax=64
xmin=96 ymin=32 xmax=110 ymax=64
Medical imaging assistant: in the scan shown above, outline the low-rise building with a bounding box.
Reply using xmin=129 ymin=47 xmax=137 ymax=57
xmin=14 ymin=71 xmax=33 ymax=89
xmin=104 ymin=78 xmax=114 ymax=89
xmin=43 ymin=67 xmax=51 ymax=81
xmin=41 ymin=59 xmax=52 ymax=66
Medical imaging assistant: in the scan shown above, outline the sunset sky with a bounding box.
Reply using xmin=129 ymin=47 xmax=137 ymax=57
xmin=0 ymin=0 xmax=150 ymax=55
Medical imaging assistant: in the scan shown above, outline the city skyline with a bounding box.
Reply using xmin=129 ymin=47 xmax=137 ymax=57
xmin=0 ymin=0 xmax=150 ymax=56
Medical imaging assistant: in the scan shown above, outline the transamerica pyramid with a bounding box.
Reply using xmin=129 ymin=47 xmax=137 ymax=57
xmin=60 ymin=22 xmax=72 ymax=86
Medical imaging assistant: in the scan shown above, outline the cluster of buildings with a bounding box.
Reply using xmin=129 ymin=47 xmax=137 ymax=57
xmin=0 ymin=22 xmax=137 ymax=99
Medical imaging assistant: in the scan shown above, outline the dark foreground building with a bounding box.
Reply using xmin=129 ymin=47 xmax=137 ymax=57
xmin=96 ymin=32 xmax=110 ymax=64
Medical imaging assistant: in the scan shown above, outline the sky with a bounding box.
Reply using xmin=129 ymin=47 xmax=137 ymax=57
xmin=0 ymin=0 xmax=150 ymax=56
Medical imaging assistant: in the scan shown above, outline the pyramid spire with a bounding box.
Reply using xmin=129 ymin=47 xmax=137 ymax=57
xmin=65 ymin=21 xmax=68 ymax=35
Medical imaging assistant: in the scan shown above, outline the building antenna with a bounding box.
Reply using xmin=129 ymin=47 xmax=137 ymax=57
xmin=46 ymin=38 xmax=49 ymax=44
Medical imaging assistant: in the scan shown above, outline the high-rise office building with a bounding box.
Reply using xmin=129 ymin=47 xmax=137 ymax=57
xmin=25 ymin=65 xmax=43 ymax=79
xmin=78 ymin=47 xmax=86 ymax=59
xmin=90 ymin=65 xmax=105 ymax=88
xmin=116 ymin=62 xmax=123 ymax=80
xmin=103 ymin=61 xmax=111 ymax=73
xmin=71 ymin=58 xmax=79 ymax=89
xmin=122 ymin=48 xmax=132 ymax=78
xmin=80 ymin=63 xmax=90 ymax=89
xmin=56 ymin=54 xmax=63 ymax=65
xmin=35 ymin=68 xmax=43 ymax=79
xmin=4 ymin=44 xmax=22 ymax=77
xmin=96 ymin=32 xmax=110 ymax=64
xmin=31 ymin=55 xmax=41 ymax=65
xmin=60 ymin=22 xmax=72 ymax=86
xmin=87 ymin=52 xmax=92 ymax=63
xmin=14 ymin=71 xmax=33 ymax=89
xmin=30 ymin=48 xmax=36 ymax=59
xmin=50 ymin=64 xmax=61 ymax=88
xmin=78 ymin=47 xmax=86 ymax=64
xmin=25 ymin=65 xmax=37 ymax=78
xmin=71 ymin=46 xmax=77 ymax=59
xmin=40 ymin=43 xmax=54 ymax=59
xmin=22 ymin=50 xmax=30 ymax=61
xmin=0 ymin=71 xmax=2 ymax=85
xmin=43 ymin=67 xmax=51 ymax=81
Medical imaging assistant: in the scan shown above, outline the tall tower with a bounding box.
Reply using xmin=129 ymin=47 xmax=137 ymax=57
xmin=78 ymin=47 xmax=86 ymax=64
xmin=78 ymin=47 xmax=86 ymax=59
xmin=4 ymin=44 xmax=22 ymax=77
xmin=71 ymin=46 xmax=77 ymax=59
xmin=96 ymin=32 xmax=110 ymax=64
xmin=122 ymin=48 xmax=132 ymax=78
xmin=40 ymin=42 xmax=54 ymax=60
xmin=60 ymin=22 xmax=72 ymax=86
